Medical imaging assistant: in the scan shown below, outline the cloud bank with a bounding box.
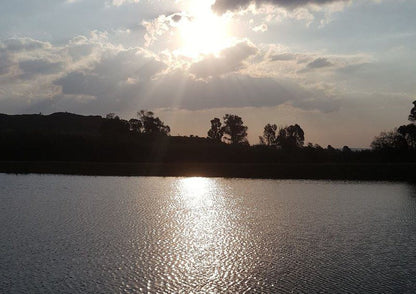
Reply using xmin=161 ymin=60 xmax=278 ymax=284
xmin=0 ymin=35 xmax=345 ymax=114
xmin=212 ymin=0 xmax=348 ymax=13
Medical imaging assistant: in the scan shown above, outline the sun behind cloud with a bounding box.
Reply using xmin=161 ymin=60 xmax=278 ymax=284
xmin=175 ymin=1 xmax=234 ymax=58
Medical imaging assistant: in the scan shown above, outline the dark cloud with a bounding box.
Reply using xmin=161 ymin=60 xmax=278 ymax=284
xmin=0 ymin=38 xmax=50 ymax=52
xmin=298 ymin=57 xmax=334 ymax=73
xmin=92 ymin=49 xmax=165 ymax=81
xmin=171 ymin=14 xmax=182 ymax=22
xmin=307 ymin=57 xmax=333 ymax=69
xmin=0 ymin=52 xmax=12 ymax=75
xmin=53 ymin=47 xmax=167 ymax=110
xmin=55 ymin=72 xmax=100 ymax=97
xmin=66 ymin=43 xmax=95 ymax=62
xmin=52 ymin=39 xmax=338 ymax=113
xmin=142 ymin=73 xmax=298 ymax=110
xmin=18 ymin=59 xmax=63 ymax=80
xmin=212 ymin=0 xmax=348 ymax=14
xmin=0 ymin=38 xmax=56 ymax=77
xmin=54 ymin=65 xmax=338 ymax=113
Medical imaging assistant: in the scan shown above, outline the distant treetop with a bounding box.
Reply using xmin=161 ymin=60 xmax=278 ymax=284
xmin=409 ymin=100 xmax=416 ymax=122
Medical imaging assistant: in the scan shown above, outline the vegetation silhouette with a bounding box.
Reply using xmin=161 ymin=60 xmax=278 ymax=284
xmin=207 ymin=118 xmax=223 ymax=143
xmin=371 ymin=100 xmax=416 ymax=152
xmin=259 ymin=124 xmax=277 ymax=146
xmin=0 ymin=103 xmax=416 ymax=180
xmin=259 ymin=123 xmax=304 ymax=150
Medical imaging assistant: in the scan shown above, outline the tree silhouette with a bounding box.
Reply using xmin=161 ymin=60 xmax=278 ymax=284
xmin=276 ymin=124 xmax=304 ymax=150
xmin=207 ymin=118 xmax=223 ymax=142
xmin=327 ymin=145 xmax=336 ymax=152
xmin=106 ymin=113 xmax=119 ymax=120
xmin=101 ymin=114 xmax=129 ymax=135
xmin=222 ymin=114 xmax=248 ymax=145
xmin=128 ymin=118 xmax=142 ymax=133
xmin=398 ymin=124 xmax=416 ymax=149
xmin=342 ymin=145 xmax=352 ymax=153
xmin=409 ymin=100 xmax=416 ymax=122
xmin=137 ymin=110 xmax=170 ymax=135
xmin=371 ymin=130 xmax=408 ymax=150
xmin=371 ymin=100 xmax=416 ymax=150
xmin=260 ymin=124 xmax=277 ymax=146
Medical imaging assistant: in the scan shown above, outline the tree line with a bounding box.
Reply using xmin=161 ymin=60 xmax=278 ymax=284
xmin=2 ymin=104 xmax=416 ymax=164
xmin=2 ymin=99 xmax=415 ymax=165
xmin=106 ymin=111 xmax=309 ymax=151
xmin=371 ymin=101 xmax=416 ymax=151
xmin=206 ymin=115 xmax=306 ymax=150
xmin=104 ymin=110 xmax=171 ymax=136
xmin=99 ymin=98 xmax=416 ymax=154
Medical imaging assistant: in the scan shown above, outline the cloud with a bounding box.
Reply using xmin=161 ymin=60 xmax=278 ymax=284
xmin=252 ymin=23 xmax=268 ymax=32
xmin=0 ymin=38 xmax=51 ymax=52
xmin=189 ymin=41 xmax=258 ymax=78
xmin=0 ymin=35 xmax=337 ymax=114
xmin=0 ymin=34 xmax=124 ymax=109
xmin=269 ymin=53 xmax=297 ymax=61
xmin=140 ymin=72 xmax=339 ymax=111
xmin=0 ymin=52 xmax=12 ymax=75
xmin=296 ymin=57 xmax=334 ymax=73
xmin=19 ymin=59 xmax=63 ymax=80
xmin=54 ymin=60 xmax=338 ymax=113
xmin=212 ymin=0 xmax=348 ymax=14
xmin=306 ymin=57 xmax=333 ymax=69
xmin=292 ymin=97 xmax=340 ymax=113
xmin=109 ymin=0 xmax=139 ymax=7
xmin=142 ymin=13 xmax=186 ymax=47
xmin=54 ymin=47 xmax=166 ymax=104
xmin=0 ymin=35 xmax=371 ymax=116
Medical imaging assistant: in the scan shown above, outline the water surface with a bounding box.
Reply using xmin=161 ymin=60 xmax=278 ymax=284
xmin=1 ymin=174 xmax=416 ymax=293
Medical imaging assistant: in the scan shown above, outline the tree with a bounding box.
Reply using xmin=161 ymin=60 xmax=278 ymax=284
xmin=137 ymin=110 xmax=170 ymax=135
xmin=342 ymin=146 xmax=352 ymax=153
xmin=207 ymin=118 xmax=223 ymax=142
xmin=409 ymin=100 xmax=416 ymax=122
xmin=260 ymin=124 xmax=277 ymax=146
xmin=101 ymin=115 xmax=129 ymax=135
xmin=371 ymin=130 xmax=408 ymax=150
xmin=128 ymin=118 xmax=142 ymax=133
xmin=377 ymin=100 xmax=416 ymax=149
xmin=327 ymin=145 xmax=336 ymax=152
xmin=222 ymin=114 xmax=248 ymax=145
xmin=276 ymin=124 xmax=304 ymax=150
xmin=106 ymin=113 xmax=119 ymax=120
xmin=398 ymin=124 xmax=416 ymax=149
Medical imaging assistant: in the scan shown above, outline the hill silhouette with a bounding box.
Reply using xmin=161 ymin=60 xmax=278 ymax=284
xmin=0 ymin=112 xmax=103 ymax=136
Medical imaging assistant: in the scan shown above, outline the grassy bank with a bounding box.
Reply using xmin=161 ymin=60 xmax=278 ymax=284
xmin=1 ymin=161 xmax=415 ymax=182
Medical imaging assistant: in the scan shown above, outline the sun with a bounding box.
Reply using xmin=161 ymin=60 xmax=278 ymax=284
xmin=175 ymin=1 xmax=234 ymax=58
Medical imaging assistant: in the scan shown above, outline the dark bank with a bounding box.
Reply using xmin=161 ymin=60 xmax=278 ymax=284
xmin=1 ymin=107 xmax=416 ymax=181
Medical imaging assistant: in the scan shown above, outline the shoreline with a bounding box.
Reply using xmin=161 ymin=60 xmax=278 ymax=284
xmin=1 ymin=161 xmax=415 ymax=182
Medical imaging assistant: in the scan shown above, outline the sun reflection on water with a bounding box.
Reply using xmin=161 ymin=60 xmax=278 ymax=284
xmin=163 ymin=177 xmax=258 ymax=291
xmin=178 ymin=177 xmax=214 ymax=207
xmin=171 ymin=177 xmax=231 ymax=287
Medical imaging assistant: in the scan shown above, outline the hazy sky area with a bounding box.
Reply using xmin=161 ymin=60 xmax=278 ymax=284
xmin=0 ymin=0 xmax=415 ymax=147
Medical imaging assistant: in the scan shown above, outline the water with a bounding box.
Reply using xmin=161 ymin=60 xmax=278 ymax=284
xmin=1 ymin=175 xmax=416 ymax=293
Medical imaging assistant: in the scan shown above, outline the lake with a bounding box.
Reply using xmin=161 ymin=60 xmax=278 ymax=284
xmin=1 ymin=174 xmax=416 ymax=293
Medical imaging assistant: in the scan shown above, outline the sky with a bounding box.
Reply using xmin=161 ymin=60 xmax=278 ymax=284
xmin=0 ymin=0 xmax=415 ymax=147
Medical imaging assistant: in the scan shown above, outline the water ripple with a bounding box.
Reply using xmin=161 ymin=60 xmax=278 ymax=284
xmin=1 ymin=175 xmax=416 ymax=293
